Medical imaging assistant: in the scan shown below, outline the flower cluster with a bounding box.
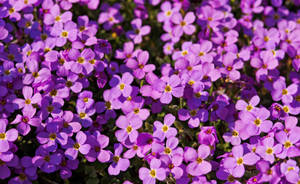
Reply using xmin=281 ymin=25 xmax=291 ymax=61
xmin=0 ymin=0 xmax=299 ymax=183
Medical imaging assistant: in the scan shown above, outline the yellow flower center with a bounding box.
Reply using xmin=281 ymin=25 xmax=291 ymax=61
xmin=79 ymin=112 xmax=86 ymax=119
xmin=162 ymin=125 xmax=169 ymax=132
xmin=9 ymin=8 xmax=15 ymax=14
xmin=49 ymin=133 xmax=57 ymax=140
xmin=66 ymin=81 xmax=73 ymax=87
xmin=232 ymin=130 xmax=238 ymax=136
xmin=134 ymin=108 xmax=140 ymax=114
xmin=126 ymin=126 xmax=132 ymax=133
xmin=73 ymin=142 xmax=80 ymax=150
xmin=149 ymin=169 xmax=156 ymax=178
xmin=61 ymin=31 xmax=68 ymax=38
xmin=77 ymin=57 xmax=85 ymax=64
xmin=246 ymin=105 xmax=253 ymax=111
xmin=105 ymin=101 xmax=111 ymax=109
xmin=0 ymin=133 xmax=6 ymax=140
xmin=254 ymin=118 xmax=261 ymax=126
xmin=264 ymin=36 xmax=269 ymax=42
xmin=165 ymin=10 xmax=172 ymax=17
xmin=266 ymin=148 xmax=273 ymax=154
xmin=55 ymin=16 xmax=61 ymax=22
xmin=165 ymin=85 xmax=172 ymax=92
xmin=282 ymin=89 xmax=288 ymax=95
xmin=196 ymin=157 xmax=203 ymax=164
xmin=284 ymin=141 xmax=292 ymax=148
xmin=119 ymin=83 xmax=125 ymax=90
xmin=83 ymin=97 xmax=89 ymax=103
xmin=188 ymin=80 xmax=195 ymax=86
xmin=199 ymin=52 xmax=204 ymax=56
xmin=180 ymin=21 xmax=186 ymax=27
xmin=44 ymin=156 xmax=50 ymax=162
xmin=181 ymin=50 xmax=188 ymax=56
xmin=236 ymin=157 xmax=243 ymax=165
xmin=50 ymin=89 xmax=57 ymax=96
xmin=113 ymin=156 xmax=120 ymax=163
xmin=164 ymin=147 xmax=172 ymax=154
xmin=283 ymin=106 xmax=289 ymax=113
xmin=32 ymin=72 xmax=39 ymax=78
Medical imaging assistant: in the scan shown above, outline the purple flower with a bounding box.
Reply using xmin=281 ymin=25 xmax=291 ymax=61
xmin=139 ymin=158 xmax=166 ymax=184
xmin=126 ymin=18 xmax=151 ymax=44
xmin=271 ymin=79 xmax=298 ymax=104
xmin=250 ymin=51 xmax=279 ymax=81
xmin=11 ymin=107 xmax=40 ymax=136
xmin=108 ymin=143 xmax=130 ymax=175
xmin=65 ymin=131 xmax=91 ymax=160
xmin=154 ymin=75 xmax=184 ymax=104
xmin=32 ymin=147 xmax=62 ymax=173
xmin=236 ymin=95 xmax=260 ymax=112
xmin=153 ymin=113 xmax=177 ymax=141
xmin=220 ymin=52 xmax=243 ymax=81
xmin=43 ymin=4 xmax=72 ymax=25
xmin=223 ymin=145 xmax=260 ymax=178
xmin=115 ymin=115 xmax=142 ymax=143
xmin=126 ymin=50 xmax=155 ymax=79
xmin=275 ymin=130 xmax=300 ymax=158
xmin=77 ymin=90 xmax=94 ymax=109
xmin=50 ymin=21 xmax=77 ymax=47
xmin=280 ymin=159 xmax=300 ymax=183
xmin=14 ymin=86 xmax=41 ymax=115
xmin=37 ymin=122 xmax=68 ymax=152
xmin=256 ymin=137 xmax=282 ymax=163
xmin=239 ymin=107 xmax=273 ymax=138
xmin=85 ymin=131 xmax=111 ymax=163
xmin=184 ymin=145 xmax=212 ymax=176
xmin=0 ymin=120 xmax=18 ymax=152
xmin=110 ymin=72 xmax=133 ymax=98
xmin=171 ymin=12 xmax=195 ymax=37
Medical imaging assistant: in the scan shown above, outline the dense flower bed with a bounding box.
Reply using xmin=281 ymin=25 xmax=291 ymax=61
xmin=0 ymin=0 xmax=300 ymax=183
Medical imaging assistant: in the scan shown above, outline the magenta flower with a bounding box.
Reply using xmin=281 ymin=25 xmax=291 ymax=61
xmin=0 ymin=120 xmax=18 ymax=152
xmin=139 ymin=158 xmax=166 ymax=184
xmin=184 ymin=145 xmax=212 ymax=176
xmin=223 ymin=145 xmax=260 ymax=177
